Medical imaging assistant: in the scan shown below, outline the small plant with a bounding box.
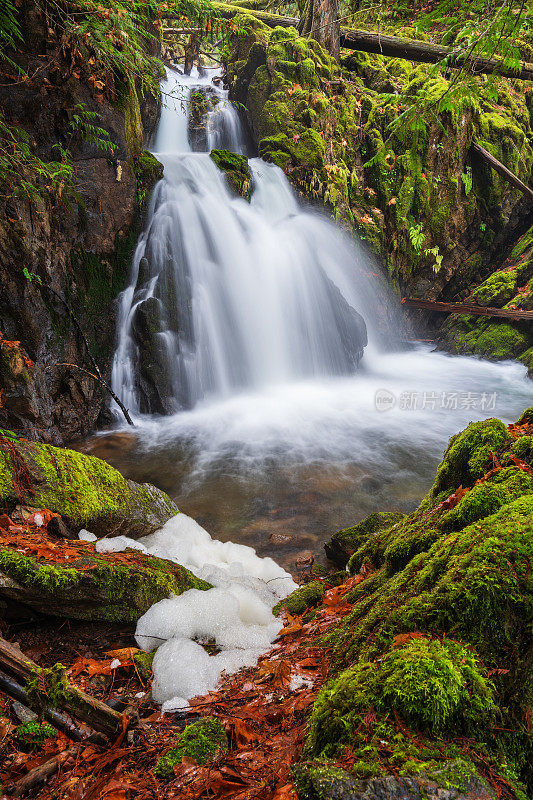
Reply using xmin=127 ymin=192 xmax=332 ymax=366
xmin=408 ymin=223 xmax=426 ymax=253
xmin=15 ymin=721 xmax=57 ymax=749
xmin=461 ymin=165 xmax=473 ymax=195
xmin=68 ymin=104 xmax=116 ymax=155
xmin=424 ymin=244 xmax=444 ymax=273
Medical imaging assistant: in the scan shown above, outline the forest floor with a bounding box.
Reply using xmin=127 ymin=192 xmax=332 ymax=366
xmin=0 ymin=520 xmax=357 ymax=800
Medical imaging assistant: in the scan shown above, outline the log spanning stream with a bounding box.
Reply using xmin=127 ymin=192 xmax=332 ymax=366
xmin=82 ymin=68 xmax=532 ymax=571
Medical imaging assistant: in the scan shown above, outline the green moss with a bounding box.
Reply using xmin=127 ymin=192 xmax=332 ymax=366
xmin=472 ymin=268 xmax=518 ymax=307
xmin=210 ymin=148 xmax=251 ymax=199
xmin=308 ymin=637 xmax=495 ymax=756
xmin=0 ymin=548 xmax=82 ymax=592
xmin=440 ymin=467 xmax=533 ymax=531
xmin=273 ymin=580 xmax=324 ymax=617
xmin=0 ymin=439 xmax=177 ymax=537
xmin=134 ymin=150 xmax=163 ymax=209
xmin=430 ymin=418 xmax=510 ymax=498
xmin=132 ymin=650 xmax=154 ymax=682
xmin=124 ymin=78 xmax=143 ymax=158
xmin=0 ymin=543 xmax=209 ymax=622
xmin=154 ymin=717 xmax=228 ymax=779
xmin=25 ymin=663 xmax=69 ymax=711
xmin=329 ymin=511 xmax=405 ymax=568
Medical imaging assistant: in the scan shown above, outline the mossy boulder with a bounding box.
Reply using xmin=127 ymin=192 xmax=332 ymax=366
xmin=0 ymin=436 xmax=178 ymax=539
xmin=293 ymin=760 xmax=497 ymax=800
xmin=210 ymin=148 xmax=251 ymax=199
xmin=154 ymin=717 xmax=228 ymax=779
xmin=325 ymin=511 xmax=405 ymax=568
xmin=0 ymin=539 xmax=209 ymax=622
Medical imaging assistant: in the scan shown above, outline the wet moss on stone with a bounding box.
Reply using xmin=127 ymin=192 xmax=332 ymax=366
xmin=273 ymin=580 xmax=324 ymax=617
xmin=210 ymin=148 xmax=251 ymax=199
xmin=154 ymin=717 xmax=228 ymax=779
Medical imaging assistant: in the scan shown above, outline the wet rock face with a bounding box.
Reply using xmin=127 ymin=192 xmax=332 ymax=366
xmin=0 ymin=2 xmax=161 ymax=444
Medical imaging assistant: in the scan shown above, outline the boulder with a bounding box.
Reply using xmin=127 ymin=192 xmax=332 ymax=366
xmin=0 ymin=435 xmax=178 ymax=539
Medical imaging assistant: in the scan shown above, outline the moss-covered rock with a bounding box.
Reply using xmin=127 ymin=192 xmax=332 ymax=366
xmin=0 ymin=436 xmax=178 ymax=539
xmin=210 ymin=148 xmax=251 ymax=199
xmin=273 ymin=579 xmax=324 ymax=617
xmin=154 ymin=717 xmax=228 ymax=779
xmin=325 ymin=511 xmax=405 ymax=567
xmin=301 ymin=410 xmax=533 ymax=796
xmin=0 ymin=539 xmax=209 ymax=621
xmin=441 ymin=227 xmax=533 ymax=366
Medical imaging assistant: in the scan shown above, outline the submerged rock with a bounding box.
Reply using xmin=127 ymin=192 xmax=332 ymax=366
xmin=0 ymin=435 xmax=178 ymax=539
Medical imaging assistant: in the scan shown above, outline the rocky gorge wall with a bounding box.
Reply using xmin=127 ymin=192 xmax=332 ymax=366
xmin=0 ymin=3 xmax=163 ymax=444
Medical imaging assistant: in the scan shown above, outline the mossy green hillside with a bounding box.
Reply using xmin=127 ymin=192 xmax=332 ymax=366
xmin=154 ymin=717 xmax=228 ymax=779
xmin=442 ymin=226 xmax=533 ymax=364
xmin=0 ymin=437 xmax=177 ymax=538
xmin=231 ymin=23 xmax=533 ymax=293
xmin=307 ymin=412 xmax=533 ymax=794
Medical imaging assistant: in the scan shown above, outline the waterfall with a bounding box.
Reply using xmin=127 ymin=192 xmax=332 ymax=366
xmin=112 ymin=68 xmax=383 ymax=416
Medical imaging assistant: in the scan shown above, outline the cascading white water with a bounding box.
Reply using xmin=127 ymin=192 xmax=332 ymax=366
xmin=101 ymin=66 xmax=532 ymax=570
xmin=112 ymin=68 xmax=378 ymax=416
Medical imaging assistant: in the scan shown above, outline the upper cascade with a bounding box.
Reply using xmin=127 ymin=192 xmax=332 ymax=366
xmin=112 ymin=68 xmax=379 ymax=416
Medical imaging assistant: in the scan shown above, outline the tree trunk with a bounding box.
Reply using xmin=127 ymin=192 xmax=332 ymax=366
xmin=184 ymin=33 xmax=200 ymax=75
xmin=299 ymin=0 xmax=340 ymax=60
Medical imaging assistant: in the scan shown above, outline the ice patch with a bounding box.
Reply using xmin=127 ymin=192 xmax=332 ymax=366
xmin=127 ymin=512 xmax=297 ymax=708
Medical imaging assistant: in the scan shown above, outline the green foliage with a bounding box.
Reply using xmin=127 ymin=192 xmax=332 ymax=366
xmin=0 ymin=111 xmax=75 ymax=202
xmin=15 ymin=721 xmax=57 ymax=749
xmin=154 ymin=717 xmax=228 ymax=779
xmin=273 ymin=580 xmax=324 ymax=617
xmin=408 ymin=222 xmax=425 ymax=253
xmin=461 ymin=165 xmax=472 ymax=195
xmin=69 ymin=104 xmax=116 ymax=155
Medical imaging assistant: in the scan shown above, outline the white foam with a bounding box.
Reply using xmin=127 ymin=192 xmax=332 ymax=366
xmin=95 ymin=536 xmax=148 ymax=554
xmin=103 ymin=511 xmax=297 ymax=708
xmin=78 ymin=529 xmax=97 ymax=542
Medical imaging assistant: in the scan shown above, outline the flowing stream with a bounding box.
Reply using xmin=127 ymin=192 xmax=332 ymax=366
xmin=82 ymin=67 xmax=533 ymax=572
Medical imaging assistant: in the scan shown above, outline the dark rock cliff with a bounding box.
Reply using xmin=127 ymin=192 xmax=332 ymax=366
xmin=0 ymin=3 xmax=162 ymax=444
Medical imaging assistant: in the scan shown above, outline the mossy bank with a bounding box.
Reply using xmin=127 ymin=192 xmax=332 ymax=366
xmin=290 ymin=410 xmax=533 ymax=798
xmin=0 ymin=433 xmax=177 ymax=538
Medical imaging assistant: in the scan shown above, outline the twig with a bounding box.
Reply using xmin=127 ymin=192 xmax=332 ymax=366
xmin=8 ymin=745 xmax=80 ymax=797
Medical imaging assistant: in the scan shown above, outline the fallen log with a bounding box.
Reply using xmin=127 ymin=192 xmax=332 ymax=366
xmin=0 ymin=636 xmax=123 ymax=739
xmin=402 ymin=298 xmax=533 ymax=321
xmin=9 ymin=745 xmax=80 ymax=798
xmin=164 ymin=3 xmax=533 ymax=82
xmin=471 ymin=142 xmax=533 ymax=201
xmin=0 ymin=671 xmax=93 ymax=743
